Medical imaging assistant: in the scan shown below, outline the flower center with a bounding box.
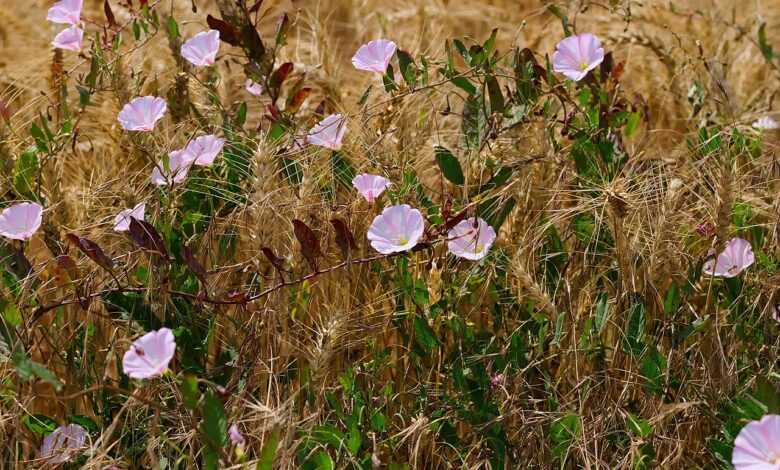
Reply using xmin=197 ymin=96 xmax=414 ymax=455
xmin=476 ymin=243 xmax=484 ymax=253
xmin=579 ymin=62 xmax=590 ymax=71
xmin=728 ymin=265 xmax=740 ymax=276
xmin=398 ymin=236 xmax=409 ymax=245
xmin=768 ymin=452 xmax=780 ymax=464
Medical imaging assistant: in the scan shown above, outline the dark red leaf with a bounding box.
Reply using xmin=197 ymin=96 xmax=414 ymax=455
xmin=266 ymin=104 xmax=281 ymax=122
xmin=56 ymin=254 xmax=78 ymax=280
xmin=181 ymin=244 xmax=207 ymax=282
xmin=314 ymin=100 xmax=326 ymax=117
xmin=292 ymin=219 xmax=322 ymax=272
xmin=442 ymin=209 xmax=468 ymax=232
xmin=248 ymin=0 xmax=264 ymax=14
xmin=286 ymin=87 xmax=311 ymax=114
xmin=261 ymin=247 xmax=288 ymax=278
xmin=104 ymin=0 xmax=117 ymax=28
xmin=240 ymin=22 xmax=265 ymax=64
xmin=330 ymin=219 xmax=356 ymax=261
xmin=207 ymin=15 xmax=241 ymax=46
xmin=67 ymin=234 xmax=115 ymax=271
xmin=269 ymin=62 xmax=294 ymax=91
xmin=128 ymin=218 xmax=170 ymax=259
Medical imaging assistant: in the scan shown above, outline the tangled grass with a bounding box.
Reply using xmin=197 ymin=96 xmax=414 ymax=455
xmin=1 ymin=0 xmax=780 ymax=468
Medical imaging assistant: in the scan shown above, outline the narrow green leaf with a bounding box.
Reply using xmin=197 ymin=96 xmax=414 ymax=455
xmin=12 ymin=350 xmax=63 ymax=391
xmin=434 ymin=146 xmax=464 ymax=185
xmin=256 ymin=431 xmax=279 ymax=470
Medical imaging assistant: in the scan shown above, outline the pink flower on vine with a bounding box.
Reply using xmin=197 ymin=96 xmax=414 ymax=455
xmin=181 ymin=30 xmax=220 ymax=67
xmin=733 ymin=415 xmax=780 ymax=469
xmin=184 ymin=134 xmax=225 ymax=167
xmin=52 ymin=25 xmax=83 ymax=51
xmin=0 ymin=202 xmax=43 ymax=241
xmin=702 ymin=237 xmax=755 ymax=278
xmin=352 ymin=39 xmax=397 ymax=74
xmin=352 ymin=173 xmax=391 ymax=203
xmin=46 ymin=0 xmax=82 ymax=25
xmin=367 ymin=204 xmax=425 ymax=254
xmin=447 ymin=217 xmax=496 ymax=261
xmin=307 ymin=114 xmax=347 ymax=151
xmin=40 ymin=424 xmax=87 ymax=464
xmin=118 ymin=96 xmax=167 ymax=132
xmin=151 ymin=149 xmax=193 ymax=186
xmin=113 ymin=203 xmax=146 ymax=232
xmin=245 ymin=79 xmax=263 ymax=96
xmin=122 ymin=328 xmax=176 ymax=379
xmin=552 ymin=33 xmax=605 ymax=82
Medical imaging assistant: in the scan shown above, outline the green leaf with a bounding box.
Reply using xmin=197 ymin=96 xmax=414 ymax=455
xmin=627 ymin=414 xmax=652 ymax=439
xmin=755 ymin=377 xmax=780 ymax=414
xmin=308 ymin=450 xmax=334 ymax=470
xmin=434 ymin=146 xmax=464 ymax=185
xmin=180 ymin=374 xmax=200 ymax=410
xmin=486 ymin=75 xmax=505 ymax=114
xmin=3 ymin=303 xmax=21 ymax=328
xmin=256 ymin=431 xmax=279 ymax=470
xmin=12 ymin=350 xmax=63 ymax=391
xmin=451 ymin=77 xmax=476 ymax=96
xmin=413 ymin=315 xmax=439 ymax=352
xmin=397 ymin=49 xmax=417 ymax=87
xmin=235 ymin=102 xmax=247 ymax=126
xmin=22 ymin=414 xmax=58 ymax=435
xmin=640 ymin=346 xmax=667 ymax=396
xmin=549 ymin=413 xmax=580 ymax=458
xmin=331 ymin=151 xmax=356 ymax=189
xmin=30 ymin=123 xmax=49 ymax=153
xmin=663 ymin=282 xmax=680 ymax=316
xmin=69 ymin=415 xmax=99 ymax=434
xmin=594 ymin=293 xmax=609 ymax=333
xmin=462 ymin=94 xmax=487 ymax=151
xmin=759 ymin=23 xmax=774 ymax=61
xmin=625 ymin=111 xmax=641 ymax=137
xmin=200 ymin=391 xmax=228 ymax=449
xmin=624 ymin=299 xmax=646 ymax=357
xmin=347 ymin=422 xmax=361 ymax=455
xmin=13 ymin=147 xmax=39 ymax=200
xmin=167 ymin=16 xmax=180 ymax=39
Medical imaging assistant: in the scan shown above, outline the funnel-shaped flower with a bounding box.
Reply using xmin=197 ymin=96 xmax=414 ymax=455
xmin=352 ymin=39 xmax=397 ymax=73
xmin=245 ymin=79 xmax=263 ymax=96
xmin=447 ymin=217 xmax=496 ymax=261
xmin=151 ymin=149 xmax=192 ymax=186
xmin=703 ymin=237 xmax=755 ymax=278
xmin=52 ymin=25 xmax=83 ymax=51
xmin=753 ymin=116 xmax=779 ymax=130
xmin=352 ymin=173 xmax=391 ymax=203
xmin=733 ymin=415 xmax=780 ymax=470
xmin=553 ymin=33 xmax=605 ymax=82
xmin=181 ymin=30 xmax=220 ymax=67
xmin=41 ymin=424 xmax=87 ymax=464
xmin=46 ymin=0 xmax=82 ymax=25
xmin=118 ymin=96 xmax=167 ymax=132
xmin=114 ymin=203 xmax=146 ymax=232
xmin=228 ymin=424 xmax=245 ymax=447
xmin=0 ymin=202 xmax=43 ymax=241
xmin=122 ymin=328 xmax=176 ymax=379
xmin=307 ymin=113 xmax=347 ymax=150
xmin=367 ymin=204 xmax=425 ymax=254
xmin=185 ymin=134 xmax=225 ymax=167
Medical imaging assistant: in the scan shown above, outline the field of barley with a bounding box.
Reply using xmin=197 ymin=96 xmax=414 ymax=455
xmin=1 ymin=0 xmax=780 ymax=468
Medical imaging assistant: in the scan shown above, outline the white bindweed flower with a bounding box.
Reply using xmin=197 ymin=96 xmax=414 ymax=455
xmin=113 ymin=203 xmax=146 ymax=232
xmin=307 ymin=114 xmax=347 ymax=151
xmin=46 ymin=0 xmax=82 ymax=25
xmin=447 ymin=217 xmax=496 ymax=261
xmin=352 ymin=173 xmax=392 ymax=203
xmin=40 ymin=424 xmax=87 ymax=464
xmin=151 ymin=149 xmax=193 ymax=186
xmin=184 ymin=134 xmax=225 ymax=167
xmin=753 ymin=116 xmax=779 ymax=130
xmin=118 ymin=96 xmax=168 ymax=132
xmin=52 ymin=25 xmax=83 ymax=51
xmin=245 ymin=79 xmax=263 ymax=96
xmin=352 ymin=39 xmax=397 ymax=74
xmin=181 ymin=30 xmax=220 ymax=67
xmin=122 ymin=328 xmax=176 ymax=379
xmin=702 ymin=237 xmax=755 ymax=278
xmin=0 ymin=202 xmax=43 ymax=241
xmin=367 ymin=204 xmax=425 ymax=254
xmin=552 ymin=33 xmax=605 ymax=82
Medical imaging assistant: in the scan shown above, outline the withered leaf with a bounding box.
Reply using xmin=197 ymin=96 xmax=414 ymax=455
xmin=269 ymin=62 xmax=293 ymax=91
xmin=206 ymin=15 xmax=241 ymax=46
xmin=66 ymin=234 xmax=115 ymax=272
xmin=292 ymin=219 xmax=322 ymax=272
xmin=275 ymin=13 xmax=289 ymax=47
xmin=248 ymin=0 xmax=264 ymax=14
xmin=104 ymin=0 xmax=117 ymax=28
xmin=330 ymin=219 xmax=357 ymax=261
xmin=181 ymin=244 xmax=207 ymax=283
xmin=128 ymin=218 xmax=170 ymax=259
xmin=286 ymin=87 xmax=311 ymax=114
xmin=261 ymin=247 xmax=288 ymax=276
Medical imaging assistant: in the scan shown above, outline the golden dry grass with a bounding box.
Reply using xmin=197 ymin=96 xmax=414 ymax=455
xmin=1 ymin=0 xmax=780 ymax=468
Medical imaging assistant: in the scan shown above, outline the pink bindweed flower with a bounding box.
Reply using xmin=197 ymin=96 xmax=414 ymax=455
xmin=118 ymin=96 xmax=167 ymax=132
xmin=151 ymin=149 xmax=193 ymax=186
xmin=184 ymin=134 xmax=225 ymax=167
xmin=753 ymin=116 xmax=779 ymax=130
xmin=732 ymin=415 xmax=780 ymax=469
xmin=228 ymin=424 xmax=245 ymax=447
xmin=245 ymin=79 xmax=263 ymax=96
xmin=352 ymin=173 xmax=392 ymax=203
xmin=46 ymin=0 xmax=82 ymax=25
xmin=351 ymin=39 xmax=397 ymax=74
xmin=447 ymin=217 xmax=496 ymax=261
xmin=0 ymin=202 xmax=43 ymax=241
xmin=113 ymin=203 xmax=146 ymax=232
xmin=40 ymin=424 xmax=87 ymax=464
xmin=307 ymin=113 xmax=347 ymax=151
xmin=702 ymin=237 xmax=755 ymax=278
xmin=490 ymin=373 xmax=505 ymax=388
xmin=122 ymin=328 xmax=176 ymax=379
xmin=52 ymin=25 xmax=83 ymax=51
xmin=552 ymin=33 xmax=605 ymax=82
xmin=367 ymin=204 xmax=425 ymax=254
xmin=181 ymin=30 xmax=220 ymax=67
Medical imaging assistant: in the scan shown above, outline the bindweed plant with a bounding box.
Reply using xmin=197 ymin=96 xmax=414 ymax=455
xmin=1 ymin=0 xmax=780 ymax=468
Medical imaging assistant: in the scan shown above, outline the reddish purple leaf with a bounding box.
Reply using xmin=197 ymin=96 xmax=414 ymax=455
xmin=66 ymin=233 xmax=115 ymax=272
xmin=330 ymin=219 xmax=357 ymax=261
xmin=207 ymin=14 xmax=241 ymax=47
xmin=292 ymin=219 xmax=322 ymax=272
xmin=181 ymin=244 xmax=207 ymax=283
xmin=128 ymin=218 xmax=170 ymax=259
xmin=104 ymin=0 xmax=117 ymax=28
